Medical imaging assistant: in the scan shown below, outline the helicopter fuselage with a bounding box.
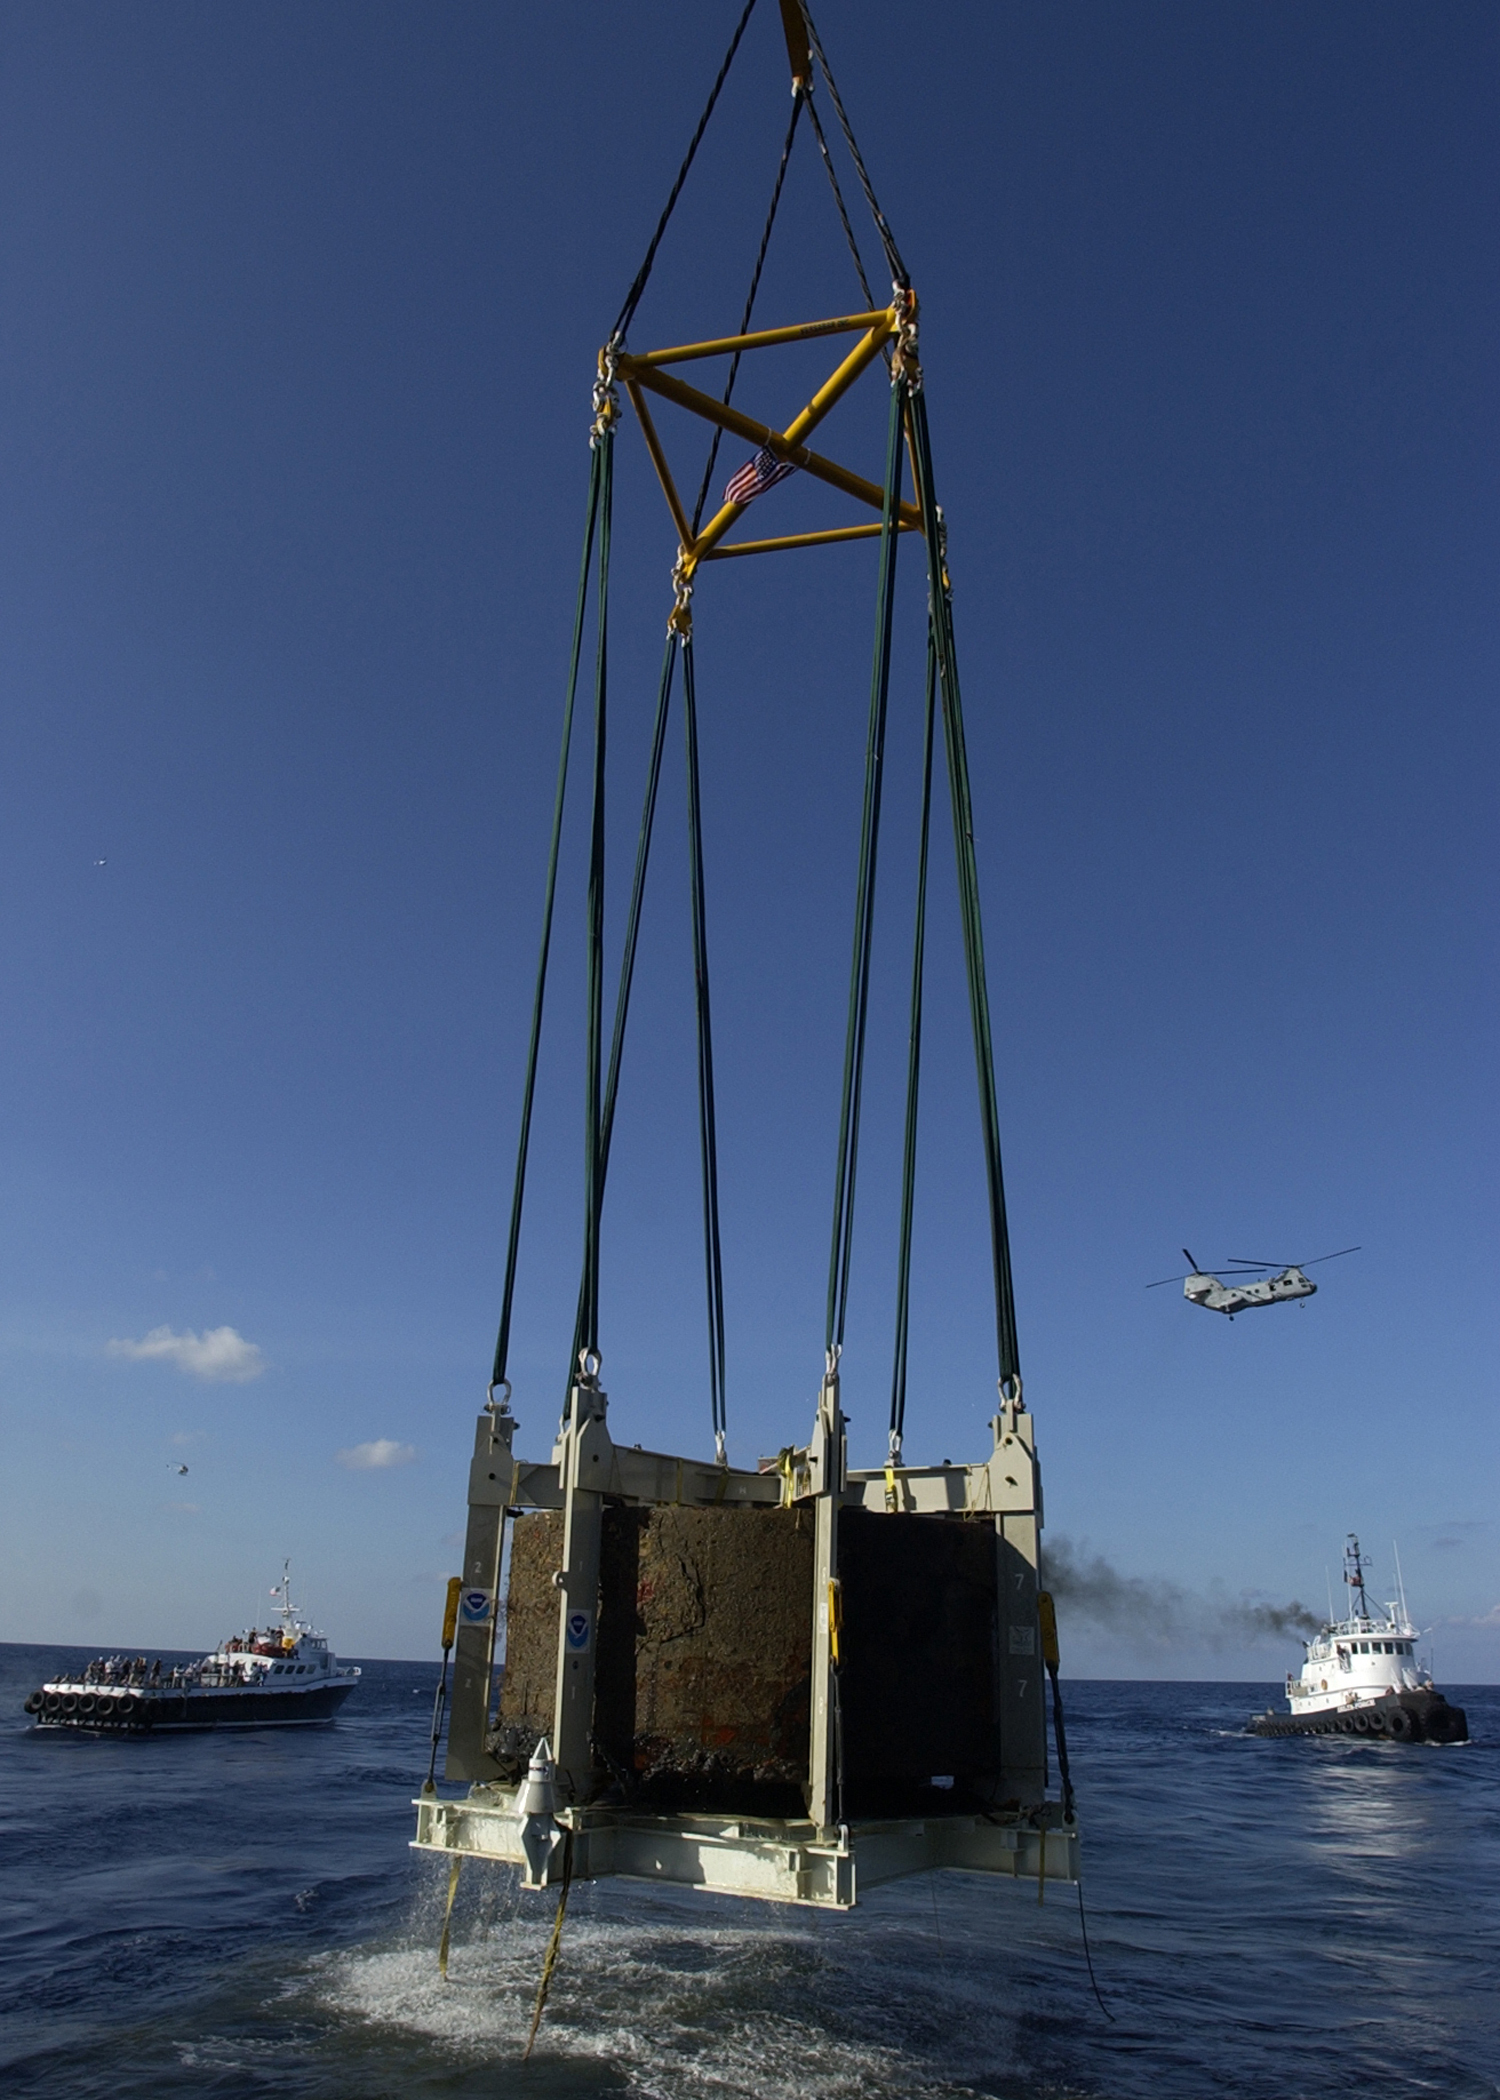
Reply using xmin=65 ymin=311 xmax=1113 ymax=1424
xmin=1184 ymin=1267 xmax=1316 ymax=1315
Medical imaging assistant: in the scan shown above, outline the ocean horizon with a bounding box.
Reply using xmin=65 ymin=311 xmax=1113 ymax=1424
xmin=3 ymin=1639 xmax=1496 ymax=2097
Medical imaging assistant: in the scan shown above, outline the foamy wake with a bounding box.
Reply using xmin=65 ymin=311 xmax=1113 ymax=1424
xmin=302 ymin=1862 xmax=1049 ymax=2096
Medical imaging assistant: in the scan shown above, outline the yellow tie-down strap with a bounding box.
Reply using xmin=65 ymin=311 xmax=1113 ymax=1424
xmin=441 ymin=1575 xmax=462 ymax=1652
xmin=1037 ymin=1590 xmax=1061 ymax=1671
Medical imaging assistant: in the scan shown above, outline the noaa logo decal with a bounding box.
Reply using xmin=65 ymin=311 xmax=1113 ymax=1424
xmin=565 ymin=1609 xmax=593 ymax=1653
xmin=458 ymin=1588 xmax=494 ymax=1626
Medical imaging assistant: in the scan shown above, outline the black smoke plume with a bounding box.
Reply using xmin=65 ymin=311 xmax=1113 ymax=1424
xmin=1043 ymin=1536 xmax=1320 ymax=1652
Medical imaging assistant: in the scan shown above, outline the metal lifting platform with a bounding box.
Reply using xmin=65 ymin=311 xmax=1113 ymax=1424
xmin=412 ymin=1374 xmax=1078 ymax=1909
xmin=413 ymin=0 xmax=1080 ymax=1923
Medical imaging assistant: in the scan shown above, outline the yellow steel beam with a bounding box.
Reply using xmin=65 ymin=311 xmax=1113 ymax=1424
xmin=686 ymin=316 xmax=905 ymax=564
xmin=620 ymin=321 xmax=919 ymax=567
xmin=781 ymin=315 xmax=895 ymax=448
xmin=701 ymin=521 xmax=917 ymax=560
xmin=624 ymin=380 xmax=694 ymax=551
xmin=629 ymin=309 xmax=893 ymax=370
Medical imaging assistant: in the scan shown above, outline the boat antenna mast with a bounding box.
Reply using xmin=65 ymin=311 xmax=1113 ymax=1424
xmin=1343 ymin=1534 xmax=1371 ymax=1624
xmin=273 ymin=1558 xmax=295 ymax=1628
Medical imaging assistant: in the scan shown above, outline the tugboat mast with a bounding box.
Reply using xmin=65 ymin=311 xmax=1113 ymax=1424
xmin=1343 ymin=1533 xmax=1372 ymax=1624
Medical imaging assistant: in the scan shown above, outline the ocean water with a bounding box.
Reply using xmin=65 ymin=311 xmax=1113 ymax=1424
xmin=1 ymin=1644 xmax=1495 ymax=2098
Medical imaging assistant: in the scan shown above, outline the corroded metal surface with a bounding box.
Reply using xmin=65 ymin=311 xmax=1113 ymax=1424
xmin=495 ymin=1504 xmax=813 ymax=1811
xmin=599 ymin=1505 xmax=814 ymax=1812
xmin=493 ymin=1510 xmax=563 ymax=1755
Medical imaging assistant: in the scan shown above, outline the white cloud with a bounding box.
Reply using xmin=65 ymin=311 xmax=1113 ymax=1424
xmin=109 ymin=1325 xmax=265 ymax=1383
xmin=337 ymin=1438 xmax=417 ymax=1471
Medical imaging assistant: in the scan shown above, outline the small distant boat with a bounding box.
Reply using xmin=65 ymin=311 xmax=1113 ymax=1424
xmin=1248 ymin=1534 xmax=1467 ymax=1743
xmin=23 ymin=1566 xmax=359 ymax=1732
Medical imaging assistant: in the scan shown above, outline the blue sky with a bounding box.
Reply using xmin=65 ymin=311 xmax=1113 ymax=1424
xmin=0 ymin=1 xmax=1494 ymax=1674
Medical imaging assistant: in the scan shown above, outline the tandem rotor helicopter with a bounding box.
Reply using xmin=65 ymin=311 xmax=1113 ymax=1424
xmin=1148 ymin=1246 xmax=1360 ymax=1317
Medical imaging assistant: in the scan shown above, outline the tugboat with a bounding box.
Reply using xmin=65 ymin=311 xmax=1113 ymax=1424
xmin=23 ymin=1566 xmax=359 ymax=1732
xmin=1249 ymin=1535 xmax=1467 ymax=1743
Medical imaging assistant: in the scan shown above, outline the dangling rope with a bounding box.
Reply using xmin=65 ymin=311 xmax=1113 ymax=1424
xmin=610 ymin=0 xmax=763 ymax=350
xmin=690 ymin=85 xmax=807 ymax=536
xmin=682 ymin=636 xmax=729 ymax=1459
xmin=490 ymin=445 xmax=604 ymax=1395
xmin=1040 ymin=1592 xmax=1114 ymax=2022
xmin=520 ymin=1829 xmax=575 ymax=2059
xmin=578 ymin=430 xmax=616 ymax=1364
xmin=437 ymin=1855 xmax=463 ymax=1980
xmin=905 ymin=386 xmax=1021 ymax=1393
xmin=888 ymin=627 xmax=937 ymax=1457
xmin=825 ymin=376 xmax=907 ymax=1357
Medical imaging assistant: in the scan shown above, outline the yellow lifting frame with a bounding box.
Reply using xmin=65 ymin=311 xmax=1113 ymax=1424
xmin=609 ymin=297 xmax=923 ymax=584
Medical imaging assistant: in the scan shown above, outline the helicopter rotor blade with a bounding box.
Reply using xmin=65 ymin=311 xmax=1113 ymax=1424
xmin=1182 ymin=1249 xmax=1202 ymax=1273
xmin=1146 ymin=1274 xmax=1189 ymax=1289
xmin=1229 ymin=1246 xmax=1360 ymax=1270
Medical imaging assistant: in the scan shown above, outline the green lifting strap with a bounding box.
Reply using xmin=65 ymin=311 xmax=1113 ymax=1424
xmin=559 ymin=629 xmax=729 ymax=1454
xmin=565 ymin=632 xmax=679 ymax=1389
xmin=888 ymin=623 xmax=937 ymax=1452
xmin=825 ymin=372 xmax=907 ymax=1359
xmin=683 ymin=635 xmax=729 ymax=1455
xmin=907 ymin=388 xmax=1022 ymax=1393
xmin=578 ymin=429 xmax=615 ymax=1365
xmin=489 ymin=442 xmax=605 ymax=1396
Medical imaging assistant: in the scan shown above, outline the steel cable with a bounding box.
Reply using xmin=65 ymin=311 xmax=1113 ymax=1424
xmin=610 ymin=0 xmax=763 ymax=349
xmin=802 ymin=88 xmax=876 ymax=313
xmin=690 ymin=86 xmax=807 ymax=536
xmin=795 ymin=0 xmax=909 ymax=289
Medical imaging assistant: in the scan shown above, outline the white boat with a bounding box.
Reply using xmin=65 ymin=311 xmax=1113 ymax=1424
xmin=24 ymin=1566 xmax=360 ymax=1732
xmin=1248 ymin=1535 xmax=1467 ymax=1743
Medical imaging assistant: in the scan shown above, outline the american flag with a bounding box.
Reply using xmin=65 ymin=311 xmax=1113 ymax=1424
xmin=724 ymin=444 xmax=797 ymax=507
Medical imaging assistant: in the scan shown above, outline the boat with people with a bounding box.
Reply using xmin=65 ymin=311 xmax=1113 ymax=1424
xmin=1248 ymin=1534 xmax=1467 ymax=1743
xmin=23 ymin=1566 xmax=359 ymax=1732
